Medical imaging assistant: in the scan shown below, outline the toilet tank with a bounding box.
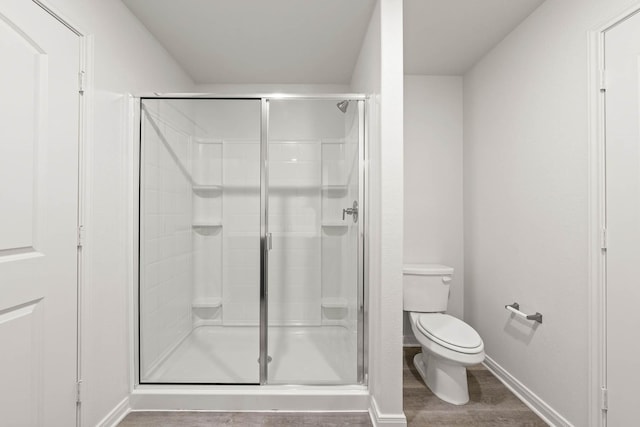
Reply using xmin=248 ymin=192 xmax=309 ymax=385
xmin=403 ymin=264 xmax=454 ymax=312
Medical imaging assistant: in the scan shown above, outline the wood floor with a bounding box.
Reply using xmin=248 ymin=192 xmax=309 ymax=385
xmin=118 ymin=347 xmax=548 ymax=426
xmin=118 ymin=412 xmax=372 ymax=427
xmin=404 ymin=347 xmax=548 ymax=426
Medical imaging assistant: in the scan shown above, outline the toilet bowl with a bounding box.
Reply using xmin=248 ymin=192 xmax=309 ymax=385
xmin=409 ymin=312 xmax=484 ymax=404
xmin=403 ymin=264 xmax=485 ymax=405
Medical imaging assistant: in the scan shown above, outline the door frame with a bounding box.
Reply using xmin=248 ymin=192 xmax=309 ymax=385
xmin=27 ymin=1 xmax=90 ymax=425
xmin=588 ymin=4 xmax=640 ymax=426
xmin=131 ymin=94 xmax=368 ymax=387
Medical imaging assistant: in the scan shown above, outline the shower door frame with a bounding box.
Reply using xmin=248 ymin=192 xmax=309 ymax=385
xmin=134 ymin=94 xmax=368 ymax=387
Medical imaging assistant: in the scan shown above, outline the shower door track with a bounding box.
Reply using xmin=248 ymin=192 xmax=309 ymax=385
xmin=135 ymin=94 xmax=368 ymax=387
xmin=137 ymin=93 xmax=368 ymax=100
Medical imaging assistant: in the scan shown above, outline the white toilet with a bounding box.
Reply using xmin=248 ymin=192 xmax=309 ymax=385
xmin=404 ymin=264 xmax=484 ymax=405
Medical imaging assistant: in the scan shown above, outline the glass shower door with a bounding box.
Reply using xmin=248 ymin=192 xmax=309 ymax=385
xmin=265 ymin=99 xmax=363 ymax=384
xmin=138 ymin=98 xmax=262 ymax=384
xmin=138 ymin=96 xmax=364 ymax=386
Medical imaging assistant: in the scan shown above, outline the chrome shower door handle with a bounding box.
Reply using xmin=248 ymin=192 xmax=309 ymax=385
xmin=342 ymin=201 xmax=359 ymax=223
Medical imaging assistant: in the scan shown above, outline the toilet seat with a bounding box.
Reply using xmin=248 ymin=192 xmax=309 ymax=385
xmin=415 ymin=313 xmax=483 ymax=354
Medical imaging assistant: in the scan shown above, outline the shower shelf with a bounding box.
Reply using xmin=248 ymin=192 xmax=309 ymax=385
xmin=192 ymin=297 xmax=222 ymax=308
xmin=192 ymin=222 xmax=222 ymax=229
xmin=321 ymin=297 xmax=348 ymax=309
xmin=321 ymin=221 xmax=348 ymax=228
xmin=192 ymin=185 xmax=222 ymax=195
xmin=321 ymin=185 xmax=348 ymax=192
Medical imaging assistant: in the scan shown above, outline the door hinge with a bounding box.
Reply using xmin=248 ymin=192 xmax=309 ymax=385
xmin=601 ymin=387 xmax=608 ymax=411
xmin=601 ymin=228 xmax=607 ymax=251
xmin=77 ymin=225 xmax=85 ymax=248
xmin=76 ymin=380 xmax=82 ymax=404
xmin=599 ymin=69 xmax=607 ymax=91
xmin=78 ymin=71 xmax=86 ymax=94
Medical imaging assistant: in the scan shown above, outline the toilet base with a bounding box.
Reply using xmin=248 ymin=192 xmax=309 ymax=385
xmin=413 ymin=351 xmax=469 ymax=405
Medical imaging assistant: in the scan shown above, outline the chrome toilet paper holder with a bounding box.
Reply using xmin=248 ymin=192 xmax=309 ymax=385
xmin=505 ymin=302 xmax=543 ymax=324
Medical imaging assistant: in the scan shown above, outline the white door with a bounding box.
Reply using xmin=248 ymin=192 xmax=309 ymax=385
xmin=0 ymin=0 xmax=80 ymax=426
xmin=604 ymin=9 xmax=640 ymax=426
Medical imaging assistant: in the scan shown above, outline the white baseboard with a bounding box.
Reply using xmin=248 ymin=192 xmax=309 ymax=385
xmin=483 ymin=355 xmax=573 ymax=427
xmin=403 ymin=335 xmax=419 ymax=347
xmin=368 ymin=396 xmax=407 ymax=427
xmin=96 ymin=396 xmax=131 ymax=427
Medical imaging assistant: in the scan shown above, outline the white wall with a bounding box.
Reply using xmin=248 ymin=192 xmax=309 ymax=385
xmin=403 ymin=75 xmax=464 ymax=336
xmin=351 ymin=0 xmax=405 ymax=424
xmin=463 ymin=0 xmax=637 ymax=425
xmin=46 ymin=0 xmax=194 ymax=425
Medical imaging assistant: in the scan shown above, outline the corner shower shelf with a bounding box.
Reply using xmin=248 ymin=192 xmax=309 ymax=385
xmin=194 ymin=137 xmax=223 ymax=145
xmin=192 ymin=185 xmax=222 ymax=196
xmin=321 ymin=297 xmax=348 ymax=309
xmin=192 ymin=297 xmax=222 ymax=308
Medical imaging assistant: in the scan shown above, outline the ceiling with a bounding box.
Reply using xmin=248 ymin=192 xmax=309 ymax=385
xmin=121 ymin=0 xmax=376 ymax=84
xmin=404 ymin=0 xmax=545 ymax=75
xmin=122 ymin=0 xmax=545 ymax=84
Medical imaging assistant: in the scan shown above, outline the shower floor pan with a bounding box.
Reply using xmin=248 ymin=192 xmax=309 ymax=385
xmin=143 ymin=325 xmax=358 ymax=385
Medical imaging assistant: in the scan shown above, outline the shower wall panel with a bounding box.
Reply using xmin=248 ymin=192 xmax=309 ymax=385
xmin=268 ymin=141 xmax=322 ymax=325
xmin=221 ymin=141 xmax=261 ymax=325
xmin=268 ymin=101 xmax=348 ymax=327
xmin=321 ymin=141 xmax=348 ymax=325
xmin=140 ymin=101 xmax=194 ymax=375
xmin=191 ymin=140 xmax=223 ymax=325
xmin=190 ymin=100 xmax=262 ymax=327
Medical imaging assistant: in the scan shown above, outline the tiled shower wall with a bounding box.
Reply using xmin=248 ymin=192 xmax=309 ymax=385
xmin=268 ymin=141 xmax=322 ymax=324
xmin=192 ymin=100 xmax=262 ymax=325
xmin=140 ymin=100 xmax=194 ymax=376
xmin=193 ymin=100 xmax=353 ymax=326
xmin=221 ymin=140 xmax=261 ymax=325
xmin=191 ymin=139 xmax=224 ymax=324
xmin=321 ymin=140 xmax=349 ymax=324
xmin=269 ymin=101 xmax=349 ymax=326
xmin=141 ymin=99 xmax=358 ymax=337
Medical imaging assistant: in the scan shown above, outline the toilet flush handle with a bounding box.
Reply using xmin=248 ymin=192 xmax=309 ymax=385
xmin=442 ymin=276 xmax=452 ymax=284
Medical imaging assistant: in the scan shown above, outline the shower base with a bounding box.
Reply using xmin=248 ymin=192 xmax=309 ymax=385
xmin=143 ymin=325 xmax=357 ymax=385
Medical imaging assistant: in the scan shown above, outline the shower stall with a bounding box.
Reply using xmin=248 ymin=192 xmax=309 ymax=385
xmin=136 ymin=96 xmax=366 ymax=387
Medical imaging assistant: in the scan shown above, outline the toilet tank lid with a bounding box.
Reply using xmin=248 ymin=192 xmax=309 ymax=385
xmin=403 ymin=264 xmax=454 ymax=275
